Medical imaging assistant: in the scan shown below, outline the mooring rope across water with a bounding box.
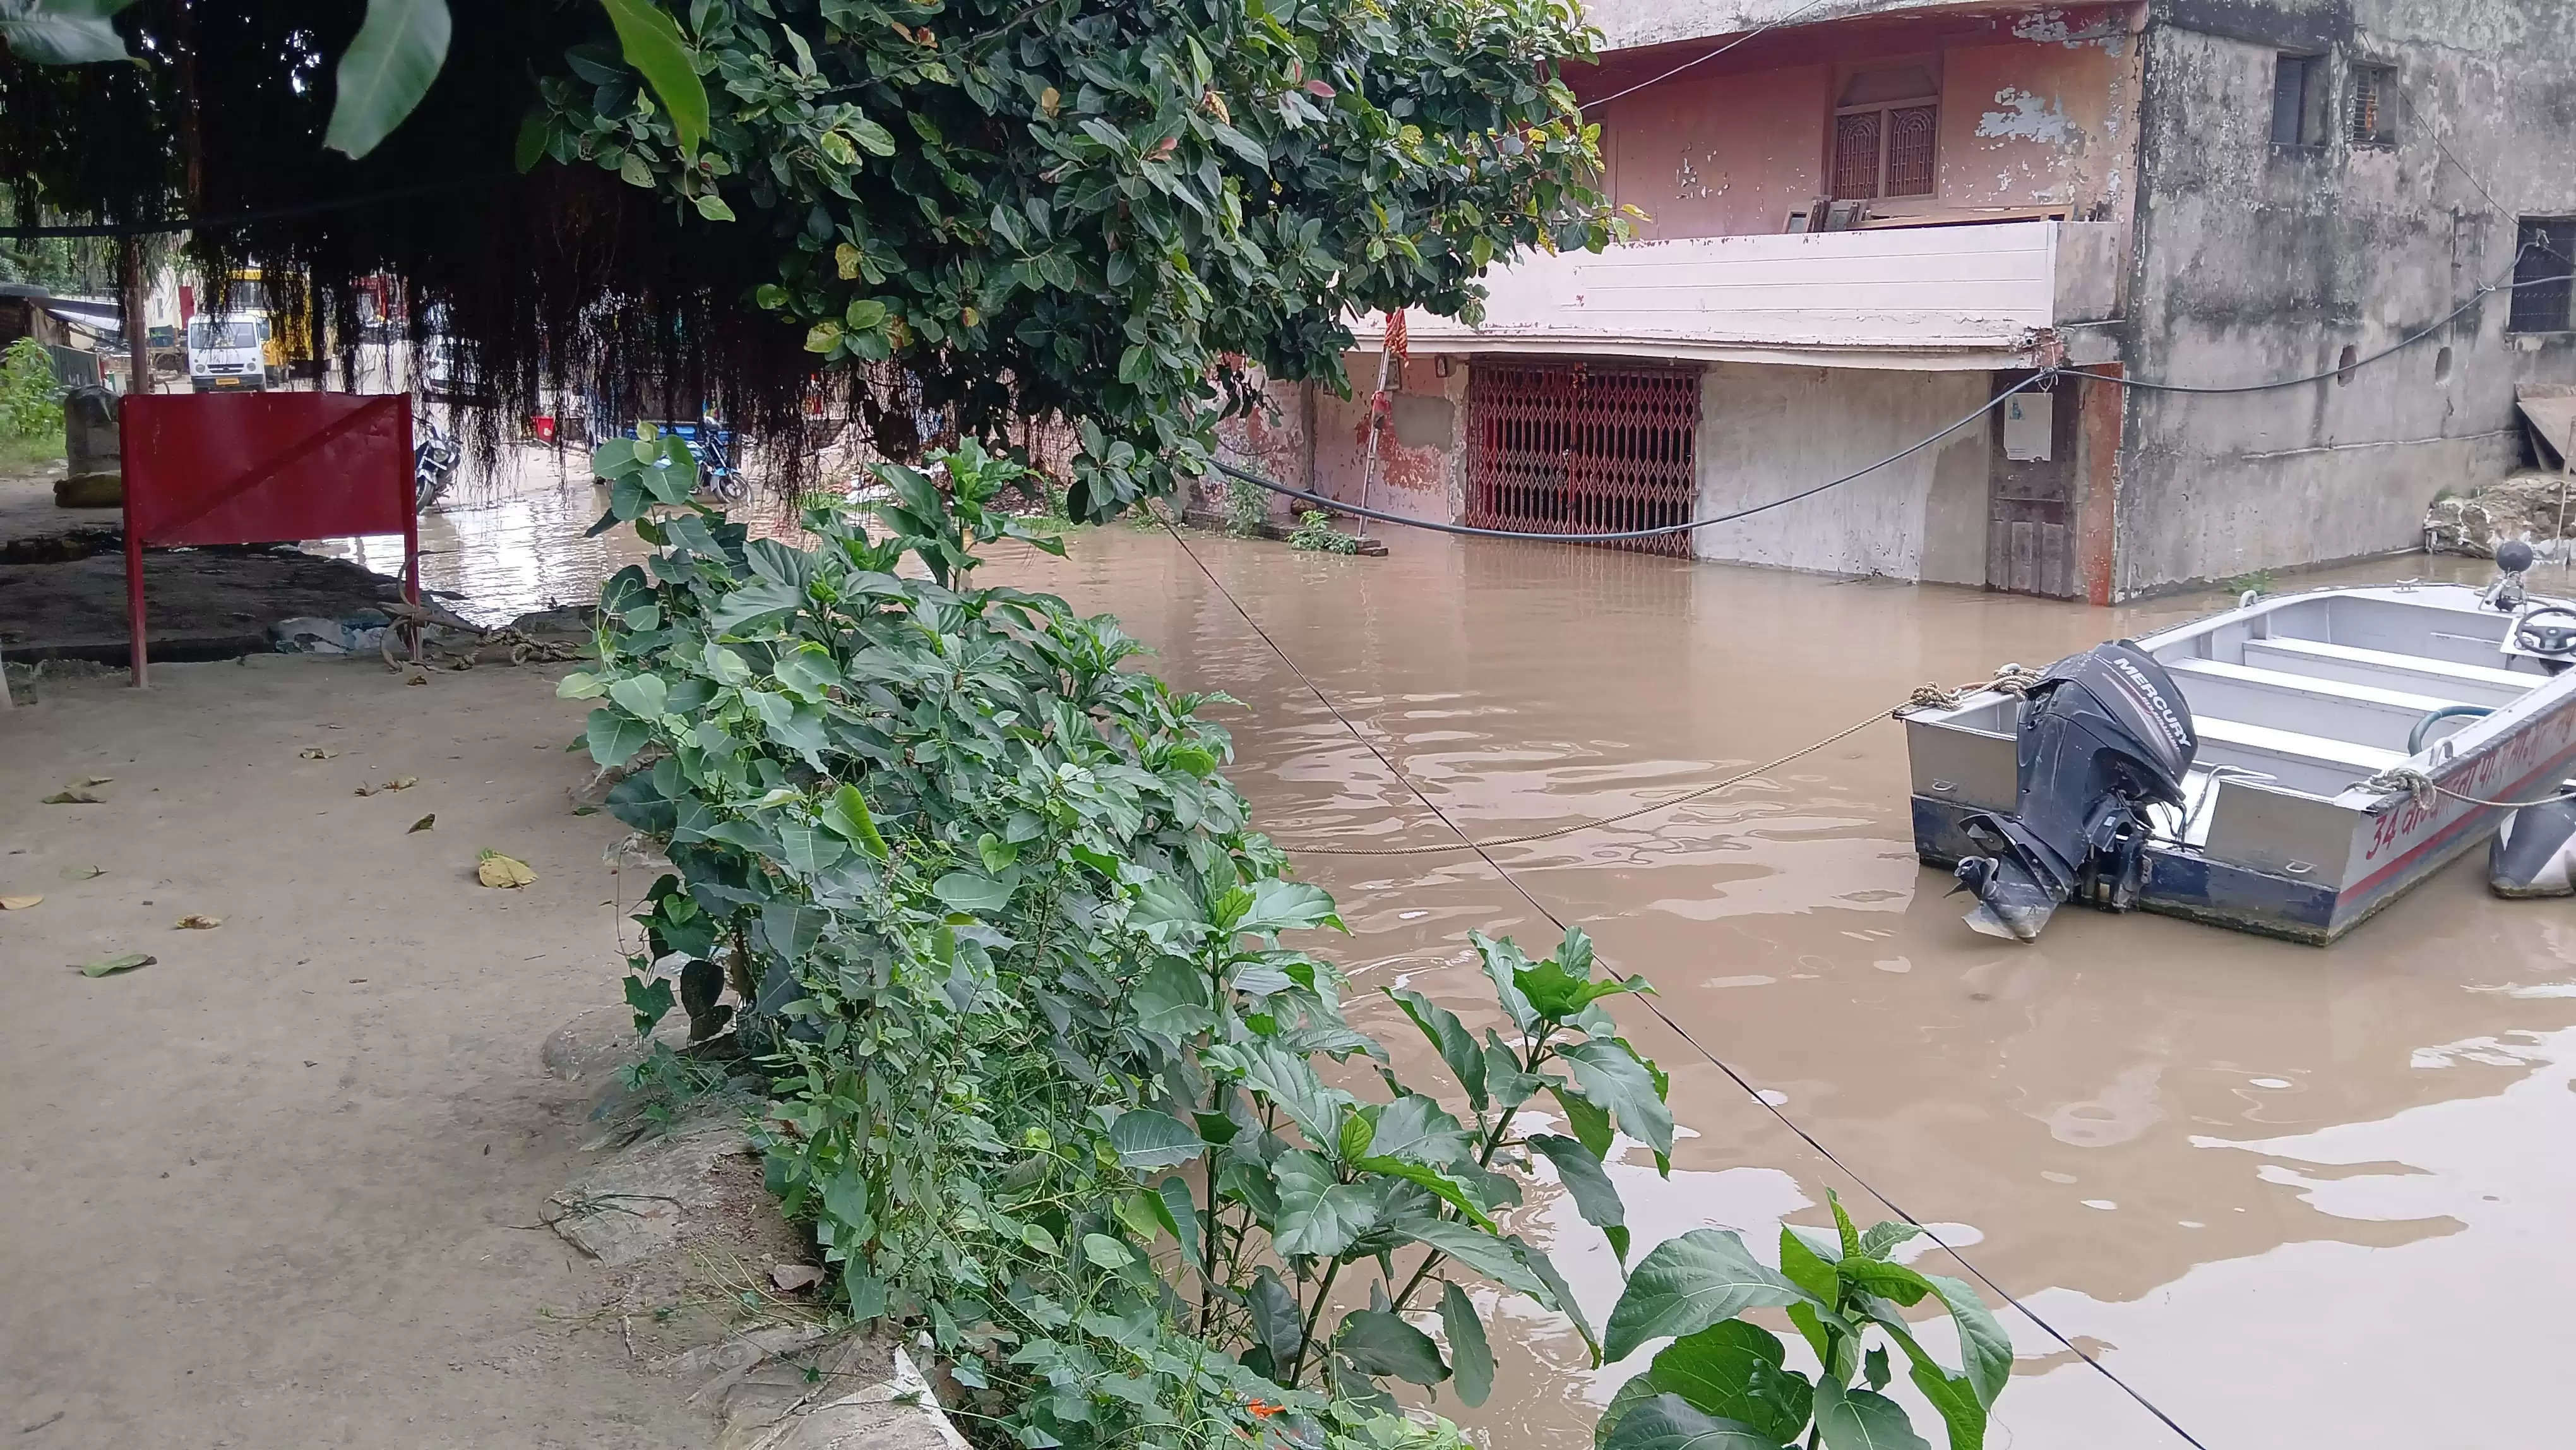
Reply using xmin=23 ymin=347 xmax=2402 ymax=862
xmin=1157 ymin=519 xmax=2215 ymax=1450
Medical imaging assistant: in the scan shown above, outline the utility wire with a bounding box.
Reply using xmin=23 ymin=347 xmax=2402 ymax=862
xmin=1580 ymin=0 xmax=1837 ymax=112
xmin=1155 ymin=517 xmax=2216 ymax=1450
xmin=1235 ymin=249 xmax=2568 ymax=545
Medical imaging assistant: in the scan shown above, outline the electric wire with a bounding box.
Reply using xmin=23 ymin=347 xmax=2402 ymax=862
xmin=1227 ymin=248 xmax=2568 ymax=546
xmin=1580 ymin=0 xmax=1837 ymax=112
xmin=1155 ymin=517 xmax=2217 ymax=1450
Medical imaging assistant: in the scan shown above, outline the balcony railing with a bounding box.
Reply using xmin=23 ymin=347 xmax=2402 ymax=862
xmin=1355 ymin=220 xmax=2120 ymax=369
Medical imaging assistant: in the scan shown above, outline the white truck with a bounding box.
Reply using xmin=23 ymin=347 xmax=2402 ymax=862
xmin=186 ymin=314 xmax=271 ymax=390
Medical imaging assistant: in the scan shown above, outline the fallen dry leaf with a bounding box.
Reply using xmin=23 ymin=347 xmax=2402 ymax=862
xmin=77 ymin=952 xmax=154 ymax=978
xmin=353 ymin=785 xmax=378 ymax=797
xmin=769 ymin=1263 xmax=826 ymax=1293
xmin=475 ymin=850 xmax=536 ymax=889
xmin=59 ymin=865 xmax=104 ymax=881
xmin=408 ymin=813 xmax=436 ymax=833
xmin=387 ymin=776 xmax=419 ymax=791
xmin=175 ymin=914 xmax=223 ymax=930
xmin=77 ymin=775 xmax=114 ymax=786
xmin=297 ymin=747 xmax=340 ymax=760
xmin=0 ymin=894 xmax=42 ymax=911
xmin=42 ymin=789 xmax=102 ymax=805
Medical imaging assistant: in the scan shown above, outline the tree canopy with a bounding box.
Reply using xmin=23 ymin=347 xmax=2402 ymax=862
xmin=0 ymin=0 xmax=1619 ymax=508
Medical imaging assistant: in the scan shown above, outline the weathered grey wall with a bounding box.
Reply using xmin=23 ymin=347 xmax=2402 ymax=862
xmin=1694 ymin=363 xmax=1993 ymax=582
xmin=2116 ymin=0 xmax=2576 ymax=596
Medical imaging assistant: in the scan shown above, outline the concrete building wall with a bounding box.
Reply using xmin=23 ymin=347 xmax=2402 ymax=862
xmin=1305 ymin=353 xmax=1468 ymax=527
xmin=1592 ymin=6 xmax=2139 ymax=242
xmin=1692 ymin=362 xmax=1993 ymax=582
xmin=2116 ymin=0 xmax=2576 ymax=595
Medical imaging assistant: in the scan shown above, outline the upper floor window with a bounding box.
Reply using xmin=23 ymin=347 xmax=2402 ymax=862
xmin=2272 ymin=54 xmax=2329 ymax=148
xmin=1832 ymin=66 xmax=1939 ymax=201
xmin=2349 ymin=63 xmax=2397 ymax=146
xmin=2512 ymin=218 xmax=2576 ymax=334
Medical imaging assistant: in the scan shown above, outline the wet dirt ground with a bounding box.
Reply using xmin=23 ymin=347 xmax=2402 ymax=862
xmin=332 ymin=470 xmax=2573 ymax=1449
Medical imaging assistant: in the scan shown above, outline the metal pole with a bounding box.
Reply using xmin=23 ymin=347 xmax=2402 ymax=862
xmin=1355 ymin=336 xmax=1392 ymax=540
xmin=122 ymin=237 xmax=150 ymax=688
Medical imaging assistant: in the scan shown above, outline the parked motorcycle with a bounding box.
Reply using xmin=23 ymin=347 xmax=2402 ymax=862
xmin=618 ymin=417 xmax=748 ymax=504
xmin=413 ymin=412 xmax=462 ymax=511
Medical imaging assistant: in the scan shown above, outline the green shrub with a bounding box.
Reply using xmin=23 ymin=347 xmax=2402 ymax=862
xmin=0 ymin=337 xmax=62 ymax=442
xmin=1289 ymin=510 xmax=1361 ymax=554
xmin=569 ymin=435 xmax=1674 ymax=1448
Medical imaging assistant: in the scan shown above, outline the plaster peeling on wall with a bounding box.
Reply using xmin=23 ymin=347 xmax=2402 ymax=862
xmin=1674 ymin=152 xmax=1726 ymax=201
xmin=1978 ymin=88 xmax=2075 ymax=145
xmin=2012 ymin=6 xmax=2126 ymax=54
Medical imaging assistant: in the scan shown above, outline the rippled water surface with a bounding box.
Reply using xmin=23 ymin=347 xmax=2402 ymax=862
xmin=363 ymin=468 xmax=2575 ymax=1447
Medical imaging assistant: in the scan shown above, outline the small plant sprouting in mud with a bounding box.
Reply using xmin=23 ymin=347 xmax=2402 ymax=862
xmin=1289 ymin=509 xmax=1361 ymax=554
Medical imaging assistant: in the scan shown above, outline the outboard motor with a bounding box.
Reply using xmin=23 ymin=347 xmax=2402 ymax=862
xmin=1953 ymin=642 xmax=2197 ymax=942
xmin=2490 ymin=794 xmax=2576 ymax=897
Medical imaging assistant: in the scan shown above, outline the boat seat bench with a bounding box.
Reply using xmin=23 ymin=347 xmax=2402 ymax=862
xmin=2238 ymin=637 xmax=2538 ymax=707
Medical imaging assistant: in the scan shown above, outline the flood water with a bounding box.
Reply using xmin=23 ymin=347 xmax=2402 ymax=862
xmin=371 ymin=469 xmax=2576 ymax=1448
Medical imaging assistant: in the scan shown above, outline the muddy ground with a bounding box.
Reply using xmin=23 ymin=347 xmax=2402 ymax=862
xmin=0 ymin=654 xmax=817 ymax=1447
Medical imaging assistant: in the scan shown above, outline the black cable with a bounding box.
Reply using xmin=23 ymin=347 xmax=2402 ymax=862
xmin=1157 ymin=517 xmax=2216 ymax=1450
xmin=0 ymin=176 xmax=505 ymax=240
xmin=1214 ymin=373 xmax=2047 ymax=542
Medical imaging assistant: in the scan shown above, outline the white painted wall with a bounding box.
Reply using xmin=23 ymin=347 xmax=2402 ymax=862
xmin=1691 ymin=362 xmax=1993 ymax=583
xmin=1356 ymin=222 xmax=2088 ymax=369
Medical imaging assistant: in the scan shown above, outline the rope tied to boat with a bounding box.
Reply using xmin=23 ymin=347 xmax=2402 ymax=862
xmin=1274 ymin=664 xmax=2049 ymax=858
xmin=2362 ymin=765 xmax=2576 ymax=811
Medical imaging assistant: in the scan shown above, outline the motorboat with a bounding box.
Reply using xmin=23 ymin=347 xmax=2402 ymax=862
xmin=1908 ymin=546 xmax=2576 ymax=943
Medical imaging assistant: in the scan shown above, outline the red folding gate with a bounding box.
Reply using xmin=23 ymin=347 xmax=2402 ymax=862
xmin=1464 ymin=362 xmax=1700 ymax=556
xmin=121 ymin=392 xmax=417 ymax=683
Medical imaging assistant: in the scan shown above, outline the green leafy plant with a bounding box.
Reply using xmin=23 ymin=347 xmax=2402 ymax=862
xmin=1225 ymin=473 xmax=1271 ymax=538
xmin=523 ymin=0 xmax=1626 ymax=518
xmin=1289 ymin=509 xmax=1360 ymax=554
xmin=568 ymin=436 xmax=1672 ymax=1447
xmin=1594 ymin=1192 xmax=2009 ymax=1450
xmin=0 ymin=336 xmax=62 ymax=441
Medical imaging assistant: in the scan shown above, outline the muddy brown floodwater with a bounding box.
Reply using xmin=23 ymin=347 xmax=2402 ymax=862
xmin=365 ymin=465 xmax=2575 ymax=1448
xmin=988 ymin=527 xmax=2573 ymax=1450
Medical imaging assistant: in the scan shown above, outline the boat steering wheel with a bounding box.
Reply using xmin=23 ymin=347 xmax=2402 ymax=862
xmin=2516 ymin=604 xmax=2576 ymax=655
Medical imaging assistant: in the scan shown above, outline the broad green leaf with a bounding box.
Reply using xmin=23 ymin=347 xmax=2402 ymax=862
xmin=1598 ymin=1374 xmax=1666 ymax=1450
xmin=554 ymin=671 xmax=607 ymax=699
xmin=1273 ymin=1149 xmax=1377 ymax=1258
xmin=1528 ymin=1134 xmax=1626 ymax=1245
xmin=1841 ymin=1258 xmax=1934 ymax=1309
xmin=1351 ymin=1158 xmax=1496 ymax=1230
xmin=1923 ymin=1274 xmax=2011 ymax=1408
xmin=1563 ymin=1039 xmax=1675 ymax=1159
xmin=772 ymin=644 xmax=840 ymax=701
xmin=1472 ymin=931 xmax=1539 ymax=1033
xmin=1249 ymin=1268 xmax=1303 ymax=1362
xmin=1813 ymin=1379 xmax=1931 ymax=1450
xmin=818 ymin=784 xmax=890 ymax=859
xmin=1236 ymin=877 xmax=1342 ymax=937
xmin=0 ymin=0 xmax=138 ymax=64
xmin=595 ymin=0 xmax=707 ymax=155
xmin=325 ymin=0 xmax=452 ymax=158
xmin=1363 ymin=1094 xmax=1471 ymax=1168
xmin=1079 ymin=1233 xmax=1134 ymax=1270
xmin=1858 ymin=1221 xmax=1926 ymax=1262
xmin=772 ymin=824 xmax=845 ymax=878
xmin=1402 ymin=1219 xmax=1551 ymax=1301
xmin=1859 ymin=1305 xmax=1988 ymax=1450
xmin=608 ymin=672 xmax=667 ymax=721
xmin=1518 ymin=957 xmax=1650 ymax=1020
xmin=1440 ymin=1281 xmax=1494 ymax=1408
xmin=1777 ymin=1226 xmax=1840 ymax=1307
xmin=1830 ymin=1190 xmax=1864 ymax=1261
xmin=1109 ymin=1108 xmax=1205 ymax=1169
xmin=707 ymin=577 xmax=804 ymax=635
xmin=1392 ymin=988 xmax=1486 ymax=1110
xmin=1549 ymin=1083 xmax=1615 ymax=1163
xmin=623 ymin=972 xmax=674 ymax=1036
xmin=1601 ymin=1393 xmax=1789 ymax=1450
xmin=585 ymin=707 xmax=653 ymax=766
xmin=931 ymin=872 xmax=1013 ymax=914
xmin=1214 ymin=1040 xmax=1351 ymax=1144
xmin=1131 ymin=956 xmax=1216 ymax=1039
xmin=1602 ymin=1230 xmax=1811 ymax=1362
xmin=1647 ymin=1321 xmax=1811 ymax=1445
xmin=1335 ymin=1307 xmax=1447 ymax=1386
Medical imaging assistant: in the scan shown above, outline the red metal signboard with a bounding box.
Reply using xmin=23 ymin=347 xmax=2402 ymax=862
xmin=120 ymin=392 xmax=417 ymax=683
